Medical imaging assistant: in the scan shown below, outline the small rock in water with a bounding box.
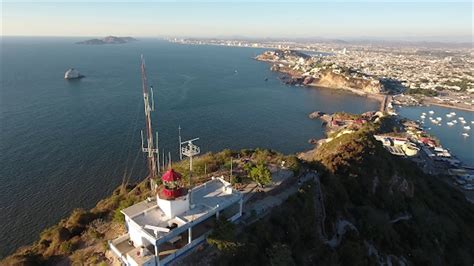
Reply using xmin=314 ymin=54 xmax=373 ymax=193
xmin=309 ymin=111 xmax=325 ymax=119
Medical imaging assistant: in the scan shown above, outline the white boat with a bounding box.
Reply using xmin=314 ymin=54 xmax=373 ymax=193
xmin=420 ymin=115 xmax=426 ymax=119
xmin=436 ymin=117 xmax=442 ymax=121
xmin=446 ymin=114 xmax=452 ymax=118
xmin=429 ymin=110 xmax=434 ymax=114
xmin=451 ymin=112 xmax=456 ymax=116
xmin=471 ymin=121 xmax=474 ymax=124
xmin=463 ymin=126 xmax=471 ymax=130
xmin=461 ymin=120 xmax=467 ymax=124
xmin=459 ymin=117 xmax=465 ymax=121
xmin=64 ymin=68 xmax=84 ymax=79
xmin=447 ymin=122 xmax=454 ymax=126
xmin=462 ymin=133 xmax=469 ymax=137
xmin=453 ymin=120 xmax=458 ymax=124
xmin=422 ymin=112 xmax=426 ymax=116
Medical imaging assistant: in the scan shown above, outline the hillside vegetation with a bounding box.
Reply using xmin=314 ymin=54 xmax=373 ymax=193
xmin=212 ymin=117 xmax=474 ymax=265
xmin=1 ymin=149 xmax=298 ymax=266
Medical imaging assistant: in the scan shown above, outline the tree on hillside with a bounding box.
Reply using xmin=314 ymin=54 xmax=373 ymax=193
xmin=249 ymin=163 xmax=272 ymax=187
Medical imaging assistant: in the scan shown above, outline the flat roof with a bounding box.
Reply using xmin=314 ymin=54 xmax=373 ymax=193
xmin=122 ymin=200 xmax=157 ymax=218
xmin=121 ymin=177 xmax=242 ymax=240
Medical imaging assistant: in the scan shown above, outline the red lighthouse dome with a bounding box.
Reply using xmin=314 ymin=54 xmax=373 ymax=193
xmin=161 ymin=169 xmax=182 ymax=182
xmin=158 ymin=169 xmax=187 ymax=200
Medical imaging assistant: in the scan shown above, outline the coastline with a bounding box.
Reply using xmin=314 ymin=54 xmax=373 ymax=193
xmin=394 ymin=101 xmax=474 ymax=113
xmin=306 ymin=83 xmax=385 ymax=105
xmin=257 ymin=57 xmax=473 ymax=113
xmin=421 ymin=99 xmax=474 ymax=112
xmin=260 ymin=59 xmax=387 ymax=109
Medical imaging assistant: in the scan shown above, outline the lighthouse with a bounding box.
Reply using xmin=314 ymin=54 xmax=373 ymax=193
xmin=156 ymin=168 xmax=190 ymax=219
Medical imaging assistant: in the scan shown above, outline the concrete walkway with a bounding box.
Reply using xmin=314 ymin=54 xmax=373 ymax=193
xmin=241 ymin=170 xmax=317 ymax=225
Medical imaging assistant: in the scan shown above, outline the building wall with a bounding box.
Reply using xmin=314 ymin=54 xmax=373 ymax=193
xmin=126 ymin=253 xmax=156 ymax=266
xmin=157 ymin=196 xmax=190 ymax=219
xmin=127 ymin=217 xmax=146 ymax=247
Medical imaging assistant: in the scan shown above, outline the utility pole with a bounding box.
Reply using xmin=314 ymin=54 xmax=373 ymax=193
xmin=139 ymin=55 xmax=159 ymax=190
xmin=168 ymin=152 xmax=172 ymax=169
xmin=230 ymin=157 xmax=233 ymax=182
xmin=162 ymin=149 xmax=165 ymax=171
xmin=156 ymin=132 xmax=160 ymax=174
xmin=178 ymin=126 xmax=182 ymax=160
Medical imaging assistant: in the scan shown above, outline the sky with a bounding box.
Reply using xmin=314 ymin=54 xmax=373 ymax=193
xmin=1 ymin=1 xmax=472 ymax=42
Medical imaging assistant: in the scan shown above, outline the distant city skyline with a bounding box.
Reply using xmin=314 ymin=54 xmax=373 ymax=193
xmin=2 ymin=1 xmax=472 ymax=42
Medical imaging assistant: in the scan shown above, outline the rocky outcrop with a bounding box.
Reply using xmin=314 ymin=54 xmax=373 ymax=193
xmin=312 ymin=70 xmax=382 ymax=94
xmin=308 ymin=111 xmax=325 ymax=119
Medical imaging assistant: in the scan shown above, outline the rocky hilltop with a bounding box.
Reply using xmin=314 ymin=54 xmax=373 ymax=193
xmin=314 ymin=69 xmax=382 ymax=94
xmin=210 ymin=115 xmax=474 ymax=265
xmin=76 ymin=36 xmax=137 ymax=45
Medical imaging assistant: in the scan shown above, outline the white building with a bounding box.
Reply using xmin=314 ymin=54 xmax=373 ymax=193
xmin=109 ymin=169 xmax=243 ymax=266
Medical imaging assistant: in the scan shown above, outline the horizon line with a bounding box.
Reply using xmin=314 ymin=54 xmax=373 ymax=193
xmin=1 ymin=35 xmax=472 ymax=44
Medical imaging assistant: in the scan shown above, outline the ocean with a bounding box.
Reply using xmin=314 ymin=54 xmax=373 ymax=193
xmin=0 ymin=37 xmax=382 ymax=257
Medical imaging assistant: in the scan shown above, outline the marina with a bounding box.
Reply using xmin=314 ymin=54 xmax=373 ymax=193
xmin=397 ymin=106 xmax=474 ymax=192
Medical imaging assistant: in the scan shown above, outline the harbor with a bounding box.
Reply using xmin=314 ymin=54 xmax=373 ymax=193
xmin=395 ymin=106 xmax=474 ymax=201
xmin=307 ymin=107 xmax=474 ymax=201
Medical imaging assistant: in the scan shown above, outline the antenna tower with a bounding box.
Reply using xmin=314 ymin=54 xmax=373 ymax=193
xmin=140 ymin=55 xmax=159 ymax=189
xmin=180 ymin=137 xmax=200 ymax=187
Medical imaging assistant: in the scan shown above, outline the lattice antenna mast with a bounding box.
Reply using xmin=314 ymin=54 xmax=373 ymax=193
xmin=140 ymin=55 xmax=159 ymax=183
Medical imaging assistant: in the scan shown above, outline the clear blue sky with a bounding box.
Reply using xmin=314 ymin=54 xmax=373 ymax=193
xmin=2 ymin=1 xmax=472 ymax=41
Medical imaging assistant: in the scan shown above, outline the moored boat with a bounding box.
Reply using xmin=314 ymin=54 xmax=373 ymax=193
xmin=64 ymin=68 xmax=84 ymax=79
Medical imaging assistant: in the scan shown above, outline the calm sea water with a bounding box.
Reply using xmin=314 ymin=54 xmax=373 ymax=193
xmin=0 ymin=37 xmax=381 ymax=257
xmin=397 ymin=106 xmax=474 ymax=166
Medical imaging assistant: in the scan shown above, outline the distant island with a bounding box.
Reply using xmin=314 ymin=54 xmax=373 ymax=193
xmin=76 ymin=36 xmax=137 ymax=45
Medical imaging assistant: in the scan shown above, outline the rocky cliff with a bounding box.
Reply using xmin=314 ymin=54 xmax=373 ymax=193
xmin=312 ymin=70 xmax=383 ymax=94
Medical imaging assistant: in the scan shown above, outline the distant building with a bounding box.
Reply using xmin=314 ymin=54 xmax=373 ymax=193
xmin=374 ymin=135 xmax=419 ymax=157
xmin=109 ymin=169 xmax=243 ymax=266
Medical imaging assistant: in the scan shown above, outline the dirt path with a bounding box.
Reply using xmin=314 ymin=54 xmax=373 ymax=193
xmin=312 ymin=173 xmax=327 ymax=240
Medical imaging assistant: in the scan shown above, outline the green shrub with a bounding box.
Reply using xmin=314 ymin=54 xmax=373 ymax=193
xmin=249 ymin=163 xmax=272 ymax=186
xmin=60 ymin=241 xmax=73 ymax=254
xmin=113 ymin=197 xmax=136 ymax=223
